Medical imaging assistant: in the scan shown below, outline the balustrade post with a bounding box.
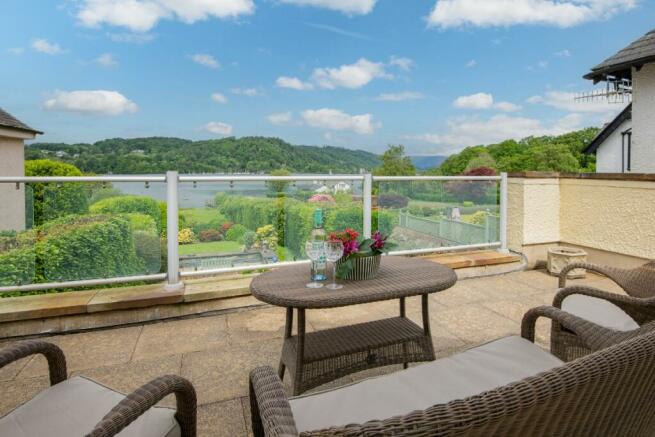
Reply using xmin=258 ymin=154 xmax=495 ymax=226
xmin=165 ymin=171 xmax=184 ymax=291
xmin=363 ymin=173 xmax=372 ymax=238
xmin=499 ymin=172 xmax=509 ymax=253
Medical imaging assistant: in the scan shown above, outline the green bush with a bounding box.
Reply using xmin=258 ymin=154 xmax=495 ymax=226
xmin=89 ymin=187 xmax=123 ymax=205
xmin=38 ymin=214 xmax=144 ymax=282
xmin=91 ymin=195 xmax=162 ymax=233
xmin=126 ymin=213 xmax=157 ymax=232
xmin=0 ymin=246 xmax=36 ymax=286
xmin=133 ymin=231 xmax=161 ymax=274
xmin=462 ymin=201 xmax=474 ymax=207
xmin=225 ymin=224 xmax=248 ymax=242
xmin=25 ymin=159 xmax=90 ymax=227
xmin=242 ymin=231 xmax=256 ymax=249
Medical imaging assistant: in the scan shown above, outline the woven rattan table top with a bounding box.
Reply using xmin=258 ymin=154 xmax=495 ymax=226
xmin=250 ymin=256 xmax=457 ymax=309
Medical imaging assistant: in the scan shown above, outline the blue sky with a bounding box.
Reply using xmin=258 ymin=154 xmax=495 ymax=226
xmin=1 ymin=0 xmax=652 ymax=155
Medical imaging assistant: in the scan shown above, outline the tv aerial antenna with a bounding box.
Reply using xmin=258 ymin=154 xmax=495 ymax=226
xmin=575 ymin=75 xmax=632 ymax=104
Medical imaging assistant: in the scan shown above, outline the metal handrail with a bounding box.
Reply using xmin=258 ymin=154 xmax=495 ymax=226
xmin=0 ymin=172 xmax=509 ymax=293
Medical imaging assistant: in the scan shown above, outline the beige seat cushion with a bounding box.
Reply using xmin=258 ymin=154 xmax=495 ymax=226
xmin=0 ymin=376 xmax=180 ymax=437
xmin=562 ymin=294 xmax=639 ymax=331
xmin=289 ymin=336 xmax=563 ymax=433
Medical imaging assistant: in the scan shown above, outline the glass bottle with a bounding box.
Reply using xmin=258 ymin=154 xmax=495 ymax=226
xmin=309 ymin=208 xmax=327 ymax=281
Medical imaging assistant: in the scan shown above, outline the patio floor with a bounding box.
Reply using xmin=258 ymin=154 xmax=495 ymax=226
xmin=0 ymin=269 xmax=624 ymax=436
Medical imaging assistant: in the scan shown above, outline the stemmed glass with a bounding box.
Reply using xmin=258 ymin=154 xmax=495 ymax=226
xmin=305 ymin=241 xmax=325 ymax=288
xmin=325 ymin=240 xmax=344 ymax=290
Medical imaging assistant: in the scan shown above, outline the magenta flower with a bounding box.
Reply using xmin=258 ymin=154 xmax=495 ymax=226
xmin=343 ymin=239 xmax=360 ymax=257
xmin=371 ymin=231 xmax=387 ymax=250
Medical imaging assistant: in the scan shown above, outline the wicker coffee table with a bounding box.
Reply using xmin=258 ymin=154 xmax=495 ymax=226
xmin=250 ymin=255 xmax=457 ymax=395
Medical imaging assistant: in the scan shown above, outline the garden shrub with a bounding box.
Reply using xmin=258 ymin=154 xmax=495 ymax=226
xmin=126 ymin=213 xmax=157 ymax=232
xmin=89 ymin=187 xmax=123 ymax=205
xmin=0 ymin=246 xmax=36 ymax=286
xmin=378 ymin=194 xmax=409 ymax=209
xmin=225 ymin=224 xmax=248 ymax=242
xmin=91 ymin=195 xmax=162 ymax=233
xmin=255 ymin=224 xmax=277 ymax=249
xmin=178 ymin=228 xmax=196 ymax=244
xmin=133 ymin=231 xmax=161 ymax=273
xmin=462 ymin=201 xmax=475 ymax=207
xmin=242 ymin=231 xmax=256 ymax=249
xmin=38 ymin=214 xmax=144 ymax=282
xmin=199 ymin=229 xmax=223 ymax=242
xmin=25 ymin=159 xmax=90 ymax=227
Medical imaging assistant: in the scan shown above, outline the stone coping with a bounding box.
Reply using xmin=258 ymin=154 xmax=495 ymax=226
xmin=0 ymin=251 xmax=520 ymax=326
xmin=508 ymin=172 xmax=655 ymax=182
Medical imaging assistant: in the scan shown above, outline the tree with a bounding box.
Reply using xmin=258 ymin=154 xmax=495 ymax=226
xmin=25 ymin=159 xmax=90 ymax=227
xmin=266 ymin=168 xmax=292 ymax=194
xmin=373 ymin=145 xmax=416 ymax=176
xmin=444 ymin=167 xmax=498 ymax=204
xmin=465 ymin=150 xmax=497 ymax=171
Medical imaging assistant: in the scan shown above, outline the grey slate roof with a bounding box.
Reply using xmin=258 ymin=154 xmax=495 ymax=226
xmin=585 ymin=29 xmax=655 ymax=82
xmin=584 ymin=103 xmax=632 ymax=154
xmin=0 ymin=107 xmax=42 ymax=134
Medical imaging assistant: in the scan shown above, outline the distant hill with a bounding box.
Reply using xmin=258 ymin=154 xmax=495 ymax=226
xmin=410 ymin=155 xmax=447 ymax=170
xmin=26 ymin=137 xmax=381 ymax=174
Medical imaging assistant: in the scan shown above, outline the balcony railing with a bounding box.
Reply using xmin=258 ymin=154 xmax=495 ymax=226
xmin=0 ymin=172 xmax=507 ymax=293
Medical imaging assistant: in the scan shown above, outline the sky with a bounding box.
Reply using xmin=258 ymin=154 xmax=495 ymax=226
xmin=0 ymin=0 xmax=652 ymax=156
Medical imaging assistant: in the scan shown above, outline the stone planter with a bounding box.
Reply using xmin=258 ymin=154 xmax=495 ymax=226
xmin=547 ymin=247 xmax=587 ymax=278
xmin=336 ymin=255 xmax=381 ymax=281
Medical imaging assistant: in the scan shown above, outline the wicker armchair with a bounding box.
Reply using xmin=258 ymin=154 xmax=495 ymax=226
xmin=550 ymin=284 xmax=655 ymax=361
xmin=0 ymin=340 xmax=197 ymax=437
xmin=559 ymin=260 xmax=655 ymax=297
xmin=250 ymin=306 xmax=655 ymax=437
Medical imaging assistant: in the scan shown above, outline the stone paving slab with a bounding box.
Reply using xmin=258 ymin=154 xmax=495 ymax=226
xmin=0 ymin=269 xmax=628 ymax=436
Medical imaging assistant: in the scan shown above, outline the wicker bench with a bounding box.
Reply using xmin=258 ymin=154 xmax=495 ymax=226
xmin=250 ymin=306 xmax=655 ymax=436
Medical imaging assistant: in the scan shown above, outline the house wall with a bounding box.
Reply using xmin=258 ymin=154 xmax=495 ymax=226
xmin=632 ymin=63 xmax=655 ymax=173
xmin=508 ymin=175 xmax=655 ymax=268
xmin=595 ymin=118 xmax=632 ymax=173
xmin=0 ymin=136 xmax=26 ymax=231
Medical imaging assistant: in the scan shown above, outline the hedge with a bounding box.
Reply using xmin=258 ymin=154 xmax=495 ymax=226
xmin=216 ymin=194 xmax=396 ymax=257
xmin=0 ymin=215 xmax=146 ymax=286
xmin=90 ymin=195 xmax=162 ymax=233
xmin=25 ymin=159 xmax=90 ymax=227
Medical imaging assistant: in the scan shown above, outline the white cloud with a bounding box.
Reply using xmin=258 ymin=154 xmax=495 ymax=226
xmin=556 ymin=49 xmax=572 ymax=57
xmin=32 ymin=39 xmax=64 ymax=55
xmin=267 ymin=112 xmax=294 ymax=126
xmin=77 ymin=0 xmax=255 ymax=32
xmin=231 ymin=87 xmax=262 ymax=96
xmin=301 ymin=108 xmax=378 ymax=134
xmin=494 ymin=101 xmax=522 ymax=112
xmin=389 ymin=56 xmax=414 ymax=71
xmin=312 ymin=58 xmax=390 ymax=89
xmin=408 ymin=113 xmax=583 ymax=150
xmin=211 ymin=92 xmax=228 ymax=103
xmin=453 ymin=92 xmax=494 ymax=109
xmin=279 ymin=0 xmax=376 ymax=15
xmin=528 ymin=90 xmax=624 ymax=113
xmin=204 ymin=121 xmax=233 ymax=136
xmin=190 ymin=53 xmax=219 ymax=68
xmin=466 ymin=59 xmax=477 ymax=68
xmin=276 ymin=76 xmax=314 ymax=91
xmin=43 ymin=90 xmax=137 ymax=115
xmin=96 ymin=53 xmax=118 ymax=67
xmin=107 ymin=32 xmax=156 ymax=43
xmin=427 ymin=0 xmax=636 ymax=29
xmin=375 ymin=91 xmax=424 ymax=102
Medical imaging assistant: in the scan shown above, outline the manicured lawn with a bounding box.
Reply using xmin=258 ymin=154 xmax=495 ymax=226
xmin=179 ymin=241 xmax=243 ymax=255
xmin=180 ymin=208 xmax=224 ymax=224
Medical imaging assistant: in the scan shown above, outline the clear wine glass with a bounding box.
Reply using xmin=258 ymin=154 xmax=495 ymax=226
xmin=305 ymin=241 xmax=325 ymax=289
xmin=325 ymin=240 xmax=344 ymax=290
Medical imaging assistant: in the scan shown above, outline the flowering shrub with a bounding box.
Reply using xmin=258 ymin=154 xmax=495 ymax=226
xmin=255 ymin=224 xmax=278 ymax=250
xmin=329 ymin=227 xmax=396 ymax=278
xmin=199 ymin=229 xmax=222 ymax=242
xmin=221 ymin=222 xmax=233 ymax=234
xmin=308 ymin=194 xmax=335 ymax=203
xmin=178 ymin=228 xmax=197 ymax=244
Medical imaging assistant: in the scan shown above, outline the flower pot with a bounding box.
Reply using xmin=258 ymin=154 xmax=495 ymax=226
xmin=547 ymin=246 xmax=587 ymax=278
xmin=337 ymin=254 xmax=381 ymax=281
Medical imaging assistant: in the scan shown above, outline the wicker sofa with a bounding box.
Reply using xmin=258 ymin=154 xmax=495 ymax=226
xmin=250 ymin=306 xmax=655 ymax=436
xmin=559 ymin=260 xmax=655 ymax=297
xmin=0 ymin=340 xmax=197 ymax=437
